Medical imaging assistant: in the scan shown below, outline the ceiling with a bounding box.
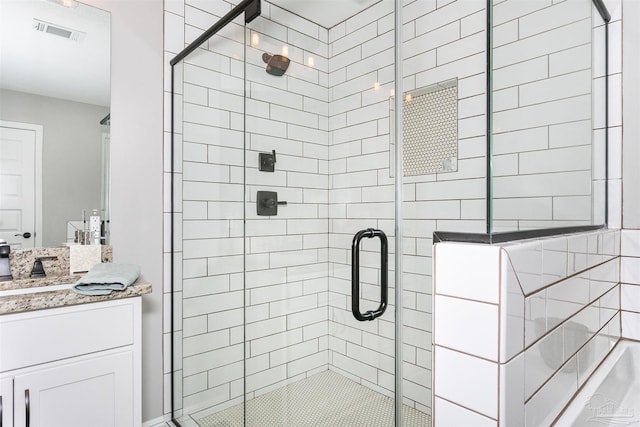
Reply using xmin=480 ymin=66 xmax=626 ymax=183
xmin=0 ymin=0 xmax=375 ymax=107
xmin=0 ymin=0 xmax=110 ymax=107
xmin=272 ymin=0 xmax=381 ymax=29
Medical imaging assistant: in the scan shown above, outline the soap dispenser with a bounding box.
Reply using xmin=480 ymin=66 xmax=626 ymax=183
xmin=0 ymin=239 xmax=12 ymax=281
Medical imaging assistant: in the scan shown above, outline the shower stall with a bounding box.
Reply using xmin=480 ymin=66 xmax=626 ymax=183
xmin=168 ymin=0 xmax=610 ymax=425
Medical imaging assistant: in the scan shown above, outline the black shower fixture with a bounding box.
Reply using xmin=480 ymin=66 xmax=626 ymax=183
xmin=262 ymin=52 xmax=290 ymax=76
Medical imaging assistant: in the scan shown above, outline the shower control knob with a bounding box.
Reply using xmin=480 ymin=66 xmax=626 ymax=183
xmin=259 ymin=150 xmax=277 ymax=172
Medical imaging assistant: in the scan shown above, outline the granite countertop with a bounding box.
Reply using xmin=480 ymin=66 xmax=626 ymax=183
xmin=0 ymin=279 xmax=152 ymax=315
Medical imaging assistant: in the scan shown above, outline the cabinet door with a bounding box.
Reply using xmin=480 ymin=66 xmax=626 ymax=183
xmin=0 ymin=377 xmax=12 ymax=427
xmin=13 ymin=351 xmax=134 ymax=427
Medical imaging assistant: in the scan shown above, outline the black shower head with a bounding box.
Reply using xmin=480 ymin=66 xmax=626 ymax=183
xmin=262 ymin=53 xmax=290 ymax=76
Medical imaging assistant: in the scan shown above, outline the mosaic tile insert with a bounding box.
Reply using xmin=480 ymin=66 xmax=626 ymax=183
xmin=402 ymin=79 xmax=458 ymax=176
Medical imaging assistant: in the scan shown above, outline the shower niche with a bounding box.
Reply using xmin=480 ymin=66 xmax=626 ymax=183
xmin=389 ymin=78 xmax=459 ymax=178
xmin=402 ymin=79 xmax=459 ymax=176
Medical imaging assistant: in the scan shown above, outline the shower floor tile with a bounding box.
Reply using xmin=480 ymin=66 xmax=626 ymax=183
xmin=193 ymin=370 xmax=431 ymax=427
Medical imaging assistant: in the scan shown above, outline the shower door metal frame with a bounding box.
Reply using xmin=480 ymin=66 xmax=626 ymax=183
xmin=393 ymin=0 xmax=404 ymax=424
xmin=169 ymin=0 xmax=260 ymax=67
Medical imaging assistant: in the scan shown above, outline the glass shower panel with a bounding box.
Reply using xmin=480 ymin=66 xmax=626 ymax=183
xmin=171 ymin=12 xmax=247 ymax=425
xmin=241 ymin=1 xmax=399 ymax=425
xmin=398 ymin=0 xmax=489 ymax=422
xmin=592 ymin=5 xmax=608 ymax=226
xmin=490 ymin=0 xmax=606 ymax=232
xmin=242 ymin=7 xmax=336 ymax=424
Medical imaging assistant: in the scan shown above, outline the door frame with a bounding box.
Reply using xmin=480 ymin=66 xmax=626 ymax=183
xmin=0 ymin=120 xmax=43 ymax=248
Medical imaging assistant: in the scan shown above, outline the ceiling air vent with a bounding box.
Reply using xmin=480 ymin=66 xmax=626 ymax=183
xmin=32 ymin=19 xmax=86 ymax=42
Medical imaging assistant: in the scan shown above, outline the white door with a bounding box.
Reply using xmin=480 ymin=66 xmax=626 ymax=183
xmin=0 ymin=121 xmax=42 ymax=248
xmin=13 ymin=351 xmax=135 ymax=427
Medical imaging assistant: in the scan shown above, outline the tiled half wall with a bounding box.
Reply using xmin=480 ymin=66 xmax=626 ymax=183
xmin=621 ymin=230 xmax=640 ymax=341
xmin=433 ymin=229 xmax=623 ymax=426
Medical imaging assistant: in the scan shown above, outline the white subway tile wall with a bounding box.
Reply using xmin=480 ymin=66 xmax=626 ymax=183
xmin=621 ymin=230 xmax=640 ymax=340
xmin=433 ymin=229 xmax=622 ymax=426
xmin=491 ymin=0 xmax=608 ymax=231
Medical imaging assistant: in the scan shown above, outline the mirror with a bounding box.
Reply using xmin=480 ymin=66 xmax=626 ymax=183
xmin=0 ymin=0 xmax=110 ymax=248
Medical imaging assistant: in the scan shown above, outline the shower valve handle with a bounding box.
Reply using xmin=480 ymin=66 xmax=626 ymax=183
xmin=257 ymin=191 xmax=287 ymax=216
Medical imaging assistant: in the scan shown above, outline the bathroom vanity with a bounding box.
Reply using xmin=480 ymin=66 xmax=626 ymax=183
xmin=0 ymin=276 xmax=151 ymax=427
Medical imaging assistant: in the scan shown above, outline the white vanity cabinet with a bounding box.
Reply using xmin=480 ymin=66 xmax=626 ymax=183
xmin=0 ymin=297 xmax=142 ymax=427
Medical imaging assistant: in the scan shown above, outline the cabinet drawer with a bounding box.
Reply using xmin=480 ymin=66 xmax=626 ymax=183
xmin=0 ymin=300 xmax=136 ymax=372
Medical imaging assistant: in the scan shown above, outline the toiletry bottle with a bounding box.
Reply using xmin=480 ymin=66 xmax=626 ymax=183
xmin=89 ymin=209 xmax=101 ymax=245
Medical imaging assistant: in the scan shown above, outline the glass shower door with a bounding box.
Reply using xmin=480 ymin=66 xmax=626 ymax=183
xmin=172 ymin=1 xmax=434 ymax=425
xmin=240 ymin=4 xmax=398 ymax=426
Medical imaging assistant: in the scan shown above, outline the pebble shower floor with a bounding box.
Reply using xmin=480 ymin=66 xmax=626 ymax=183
xmin=193 ymin=370 xmax=431 ymax=427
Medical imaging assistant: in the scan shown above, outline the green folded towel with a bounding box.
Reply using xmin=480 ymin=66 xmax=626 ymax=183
xmin=72 ymin=263 xmax=141 ymax=296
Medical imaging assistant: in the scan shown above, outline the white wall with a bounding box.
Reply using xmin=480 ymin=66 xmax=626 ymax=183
xmin=83 ymin=0 xmax=165 ymax=424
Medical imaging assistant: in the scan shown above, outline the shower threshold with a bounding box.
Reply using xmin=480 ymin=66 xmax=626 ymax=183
xmin=187 ymin=370 xmax=431 ymax=427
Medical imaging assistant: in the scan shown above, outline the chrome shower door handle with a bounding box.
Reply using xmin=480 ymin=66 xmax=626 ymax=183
xmin=351 ymin=228 xmax=388 ymax=321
